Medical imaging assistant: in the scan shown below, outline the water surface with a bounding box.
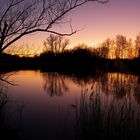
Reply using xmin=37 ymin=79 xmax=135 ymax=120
xmin=1 ymin=70 xmax=140 ymax=139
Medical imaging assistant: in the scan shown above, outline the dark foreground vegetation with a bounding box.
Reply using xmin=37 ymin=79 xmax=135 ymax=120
xmin=1 ymin=49 xmax=140 ymax=76
xmin=1 ymin=33 xmax=140 ymax=74
xmin=75 ymin=91 xmax=140 ymax=140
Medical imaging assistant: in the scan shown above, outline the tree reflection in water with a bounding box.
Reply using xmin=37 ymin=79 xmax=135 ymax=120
xmin=133 ymin=76 xmax=140 ymax=104
xmin=0 ymin=72 xmax=17 ymax=113
xmin=72 ymin=72 xmax=140 ymax=104
xmin=41 ymin=71 xmax=140 ymax=104
xmin=74 ymin=73 xmax=140 ymax=139
xmin=0 ymin=74 xmax=8 ymax=110
xmin=42 ymin=72 xmax=69 ymax=96
xmin=1 ymin=71 xmax=140 ymax=139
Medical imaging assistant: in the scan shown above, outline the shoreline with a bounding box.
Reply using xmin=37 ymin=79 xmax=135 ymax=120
xmin=0 ymin=58 xmax=140 ymax=76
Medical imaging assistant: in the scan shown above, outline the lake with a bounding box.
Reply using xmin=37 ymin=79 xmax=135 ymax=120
xmin=1 ymin=70 xmax=140 ymax=139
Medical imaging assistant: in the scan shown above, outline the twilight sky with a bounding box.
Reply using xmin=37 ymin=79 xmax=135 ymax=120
xmin=14 ymin=0 xmax=140 ymax=54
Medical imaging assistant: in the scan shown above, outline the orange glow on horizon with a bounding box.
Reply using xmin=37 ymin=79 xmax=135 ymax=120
xmin=3 ymin=0 xmax=140 ymax=57
xmin=1 ymin=0 xmax=140 ymax=55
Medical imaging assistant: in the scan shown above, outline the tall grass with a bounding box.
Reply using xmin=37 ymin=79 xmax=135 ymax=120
xmin=75 ymin=91 xmax=140 ymax=139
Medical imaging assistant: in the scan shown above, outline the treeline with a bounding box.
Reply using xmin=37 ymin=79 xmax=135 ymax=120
xmin=94 ymin=34 xmax=140 ymax=59
xmin=1 ymin=33 xmax=140 ymax=74
xmin=4 ymin=33 xmax=140 ymax=59
xmin=40 ymin=33 xmax=140 ymax=59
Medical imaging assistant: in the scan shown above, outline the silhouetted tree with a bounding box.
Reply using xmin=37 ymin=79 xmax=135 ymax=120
xmin=43 ymin=34 xmax=69 ymax=55
xmin=0 ymin=0 xmax=108 ymax=53
xmin=110 ymin=40 xmax=117 ymax=59
xmin=135 ymin=33 xmax=140 ymax=58
xmin=100 ymin=39 xmax=111 ymax=58
xmin=115 ymin=35 xmax=127 ymax=59
xmin=94 ymin=39 xmax=110 ymax=59
xmin=127 ymin=39 xmax=133 ymax=59
xmin=72 ymin=44 xmax=97 ymax=62
xmin=103 ymin=38 xmax=115 ymax=59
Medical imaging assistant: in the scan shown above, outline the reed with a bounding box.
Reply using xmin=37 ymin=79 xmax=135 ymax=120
xmin=75 ymin=90 xmax=140 ymax=139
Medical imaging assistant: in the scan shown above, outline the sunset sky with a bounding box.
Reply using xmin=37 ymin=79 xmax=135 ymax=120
xmin=12 ymin=0 xmax=140 ymax=54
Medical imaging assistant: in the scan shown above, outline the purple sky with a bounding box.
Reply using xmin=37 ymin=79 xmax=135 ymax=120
xmin=14 ymin=0 xmax=140 ymax=53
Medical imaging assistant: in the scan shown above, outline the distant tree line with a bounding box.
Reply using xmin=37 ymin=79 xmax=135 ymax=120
xmin=96 ymin=34 xmax=140 ymax=59
xmin=41 ymin=33 xmax=140 ymax=59
xmin=3 ymin=33 xmax=140 ymax=59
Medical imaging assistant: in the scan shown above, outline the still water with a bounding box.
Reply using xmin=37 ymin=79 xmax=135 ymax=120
xmin=1 ymin=70 xmax=140 ymax=139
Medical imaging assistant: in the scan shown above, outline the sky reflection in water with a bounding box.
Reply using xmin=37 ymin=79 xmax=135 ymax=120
xmin=3 ymin=70 xmax=140 ymax=140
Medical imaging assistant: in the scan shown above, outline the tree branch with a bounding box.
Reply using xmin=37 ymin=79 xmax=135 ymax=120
xmin=0 ymin=0 xmax=109 ymax=52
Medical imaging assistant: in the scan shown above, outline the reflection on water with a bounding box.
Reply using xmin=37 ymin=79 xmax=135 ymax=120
xmin=0 ymin=74 xmax=8 ymax=113
xmin=1 ymin=70 xmax=140 ymax=139
xmin=71 ymin=73 xmax=140 ymax=104
xmin=0 ymin=73 xmax=25 ymax=139
xmin=42 ymin=72 xmax=69 ymax=96
xmin=75 ymin=90 xmax=140 ymax=139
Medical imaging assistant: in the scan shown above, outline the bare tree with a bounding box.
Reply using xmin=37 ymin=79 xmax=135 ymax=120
xmin=95 ymin=46 xmax=109 ymax=59
xmin=43 ymin=34 xmax=69 ymax=54
xmin=94 ymin=39 xmax=110 ymax=59
xmin=99 ymin=39 xmax=111 ymax=59
xmin=135 ymin=33 xmax=140 ymax=58
xmin=0 ymin=0 xmax=108 ymax=54
xmin=115 ymin=35 xmax=127 ymax=59
xmin=103 ymin=38 xmax=115 ymax=59
xmin=127 ymin=39 xmax=133 ymax=59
